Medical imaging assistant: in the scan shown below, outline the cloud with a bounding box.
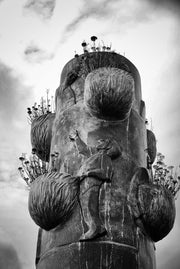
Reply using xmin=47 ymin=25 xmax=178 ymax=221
xmin=158 ymin=249 xmax=180 ymax=269
xmin=0 ymin=185 xmax=38 ymax=269
xmin=0 ymin=243 xmax=22 ymax=269
xmin=60 ymin=0 xmax=121 ymax=42
xmin=143 ymin=0 xmax=180 ymax=14
xmin=145 ymin=30 xmax=180 ymax=165
xmin=59 ymin=0 xmax=162 ymax=44
xmin=60 ymin=0 xmax=180 ymax=44
xmin=65 ymin=0 xmax=113 ymax=31
xmin=0 ymin=63 xmax=29 ymax=123
xmin=0 ymin=61 xmax=32 ymax=183
xmin=164 ymin=254 xmax=180 ymax=269
xmin=24 ymin=0 xmax=56 ymax=20
xmin=24 ymin=44 xmax=54 ymax=63
xmin=0 ymin=60 xmax=32 ymax=136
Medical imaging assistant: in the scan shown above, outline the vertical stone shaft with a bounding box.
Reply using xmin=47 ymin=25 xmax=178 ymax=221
xmin=28 ymin=52 xmax=175 ymax=269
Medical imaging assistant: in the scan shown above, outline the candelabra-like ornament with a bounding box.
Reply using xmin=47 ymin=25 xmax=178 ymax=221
xmin=18 ymin=152 xmax=48 ymax=186
xmin=153 ymin=153 xmax=180 ymax=198
xmin=19 ymin=37 xmax=179 ymax=269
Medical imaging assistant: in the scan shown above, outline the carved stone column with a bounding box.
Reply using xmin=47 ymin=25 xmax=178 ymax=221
xmin=28 ymin=52 xmax=175 ymax=269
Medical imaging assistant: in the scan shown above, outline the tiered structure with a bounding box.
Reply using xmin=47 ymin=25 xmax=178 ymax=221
xmin=21 ymin=37 xmax=178 ymax=269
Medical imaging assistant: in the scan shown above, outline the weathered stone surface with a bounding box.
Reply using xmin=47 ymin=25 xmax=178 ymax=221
xmin=31 ymin=113 xmax=55 ymax=161
xmin=84 ymin=67 xmax=134 ymax=120
xmin=138 ymin=183 xmax=175 ymax=242
xmin=128 ymin=167 xmax=175 ymax=242
xmin=147 ymin=129 xmax=157 ymax=165
xmin=28 ymin=52 xmax=176 ymax=269
xmin=29 ymin=171 xmax=79 ymax=231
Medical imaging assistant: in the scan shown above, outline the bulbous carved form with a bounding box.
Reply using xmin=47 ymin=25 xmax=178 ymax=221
xmin=138 ymin=183 xmax=175 ymax=242
xmin=147 ymin=129 xmax=157 ymax=164
xmin=31 ymin=113 xmax=55 ymax=161
xmin=28 ymin=171 xmax=79 ymax=230
xmin=27 ymin=50 xmax=176 ymax=269
xmin=128 ymin=167 xmax=175 ymax=242
xmin=84 ymin=67 xmax=134 ymax=120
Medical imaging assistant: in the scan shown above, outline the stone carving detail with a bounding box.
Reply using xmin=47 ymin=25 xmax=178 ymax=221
xmin=31 ymin=113 xmax=55 ymax=161
xmin=84 ymin=67 xmax=134 ymax=120
xmin=128 ymin=167 xmax=175 ymax=242
xmin=29 ymin=171 xmax=80 ymax=230
xmin=69 ymin=131 xmax=121 ymax=240
xmin=22 ymin=49 xmax=178 ymax=269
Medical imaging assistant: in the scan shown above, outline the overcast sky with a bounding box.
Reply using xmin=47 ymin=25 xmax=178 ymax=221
xmin=0 ymin=0 xmax=180 ymax=268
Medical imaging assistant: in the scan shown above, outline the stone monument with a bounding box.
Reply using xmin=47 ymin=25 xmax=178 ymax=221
xmin=19 ymin=38 xmax=179 ymax=269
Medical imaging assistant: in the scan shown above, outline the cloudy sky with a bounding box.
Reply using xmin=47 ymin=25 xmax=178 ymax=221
xmin=0 ymin=0 xmax=179 ymax=268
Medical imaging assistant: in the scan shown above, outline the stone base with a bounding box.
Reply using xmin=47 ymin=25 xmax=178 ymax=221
xmin=36 ymin=240 xmax=155 ymax=269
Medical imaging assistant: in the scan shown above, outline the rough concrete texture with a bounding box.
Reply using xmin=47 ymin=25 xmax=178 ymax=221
xmin=28 ymin=52 xmax=175 ymax=269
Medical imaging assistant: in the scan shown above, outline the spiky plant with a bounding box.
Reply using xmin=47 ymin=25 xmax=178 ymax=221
xmin=27 ymin=89 xmax=55 ymax=123
xmin=153 ymin=152 xmax=180 ymax=199
xmin=18 ymin=152 xmax=48 ymax=186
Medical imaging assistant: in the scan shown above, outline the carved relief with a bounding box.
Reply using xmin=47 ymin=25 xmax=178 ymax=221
xmin=128 ymin=167 xmax=175 ymax=242
xmin=28 ymin=171 xmax=80 ymax=231
xmin=69 ymin=131 xmax=121 ymax=240
xmin=19 ymin=47 xmax=178 ymax=269
xmin=84 ymin=67 xmax=134 ymax=120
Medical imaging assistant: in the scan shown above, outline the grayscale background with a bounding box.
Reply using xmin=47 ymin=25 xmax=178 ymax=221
xmin=0 ymin=0 xmax=179 ymax=268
